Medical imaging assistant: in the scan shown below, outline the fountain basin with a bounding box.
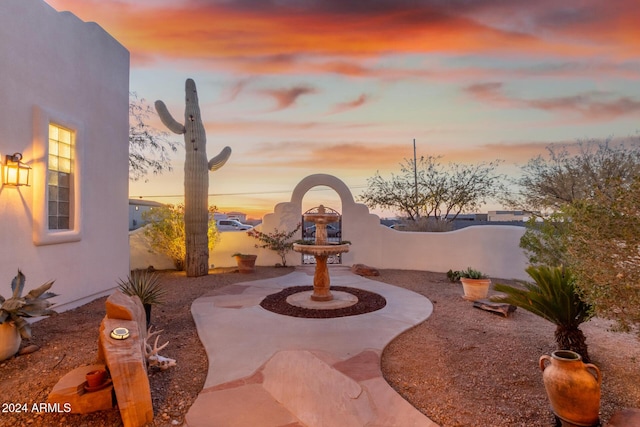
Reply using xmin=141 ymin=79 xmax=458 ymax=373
xmin=293 ymin=243 xmax=350 ymax=257
xmin=303 ymin=212 xmax=339 ymax=225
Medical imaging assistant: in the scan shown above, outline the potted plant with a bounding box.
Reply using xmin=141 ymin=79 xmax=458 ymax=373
xmin=0 ymin=270 xmax=57 ymax=361
xmin=453 ymin=267 xmax=491 ymax=301
xmin=118 ymin=270 xmax=167 ymax=327
xmin=232 ymin=253 xmax=258 ymax=273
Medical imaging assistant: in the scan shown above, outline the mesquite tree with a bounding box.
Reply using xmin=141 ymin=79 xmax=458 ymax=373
xmin=359 ymin=156 xmax=504 ymax=221
xmin=155 ymin=79 xmax=231 ymax=277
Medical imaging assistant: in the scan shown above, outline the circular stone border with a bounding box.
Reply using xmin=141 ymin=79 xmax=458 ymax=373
xmin=260 ymin=286 xmax=387 ymax=318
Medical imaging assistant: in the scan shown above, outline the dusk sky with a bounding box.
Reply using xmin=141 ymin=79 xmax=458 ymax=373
xmin=45 ymin=0 xmax=640 ymax=218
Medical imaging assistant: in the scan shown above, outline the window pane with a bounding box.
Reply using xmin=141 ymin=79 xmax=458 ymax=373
xmin=48 ymin=201 xmax=57 ymax=215
xmin=49 ymin=140 xmax=58 ymax=156
xmin=58 ymin=202 xmax=69 ymax=216
xmin=59 ymin=128 xmax=71 ymax=144
xmin=59 ymin=158 xmax=71 ymax=173
xmin=49 ymin=155 xmax=59 ymax=171
xmin=49 ymin=216 xmax=58 ymax=229
xmin=47 ymin=171 xmax=58 ymax=186
xmin=48 ymin=185 xmax=58 ymax=201
xmin=58 ymin=217 xmax=69 ymax=229
xmin=59 ymin=187 xmax=69 ymax=201
xmin=58 ymin=173 xmax=70 ymax=188
xmin=59 ymin=143 xmax=71 ymax=159
xmin=49 ymin=124 xmax=58 ymax=141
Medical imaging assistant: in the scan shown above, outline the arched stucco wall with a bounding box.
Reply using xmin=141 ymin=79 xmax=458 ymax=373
xmin=132 ymin=174 xmax=529 ymax=280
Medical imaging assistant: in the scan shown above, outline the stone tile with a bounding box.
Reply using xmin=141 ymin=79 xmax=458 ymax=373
xmin=185 ymin=384 xmax=299 ymax=427
xmin=606 ymin=408 xmax=640 ymax=427
xmin=204 ymin=370 xmax=265 ymax=393
xmin=361 ymin=377 xmax=439 ymax=427
xmin=262 ymin=350 xmax=375 ymax=427
xmin=333 ymin=350 xmax=381 ymax=382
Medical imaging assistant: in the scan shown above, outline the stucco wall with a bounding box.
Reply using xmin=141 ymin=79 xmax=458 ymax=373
xmin=0 ymin=0 xmax=130 ymax=311
xmin=131 ymin=175 xmax=529 ymax=280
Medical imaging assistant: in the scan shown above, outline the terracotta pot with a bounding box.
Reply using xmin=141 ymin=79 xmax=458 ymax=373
xmin=234 ymin=255 xmax=257 ymax=274
xmin=539 ymin=350 xmax=601 ymax=426
xmin=0 ymin=322 xmax=22 ymax=362
xmin=86 ymin=369 xmax=107 ymax=388
xmin=460 ymin=278 xmax=491 ymax=301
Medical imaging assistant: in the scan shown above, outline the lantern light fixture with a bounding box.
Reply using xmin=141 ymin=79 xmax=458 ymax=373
xmin=3 ymin=152 xmax=31 ymax=187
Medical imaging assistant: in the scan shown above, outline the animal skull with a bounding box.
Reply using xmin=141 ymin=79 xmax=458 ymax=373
xmin=144 ymin=327 xmax=177 ymax=370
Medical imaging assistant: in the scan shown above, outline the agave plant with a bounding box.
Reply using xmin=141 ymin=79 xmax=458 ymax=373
xmin=118 ymin=270 xmax=167 ymax=327
xmin=0 ymin=270 xmax=58 ymax=339
xmin=493 ymin=265 xmax=593 ymax=362
xmin=117 ymin=270 xmax=167 ymax=306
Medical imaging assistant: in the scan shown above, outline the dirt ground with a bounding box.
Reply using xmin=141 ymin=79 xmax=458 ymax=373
xmin=0 ymin=267 xmax=638 ymax=427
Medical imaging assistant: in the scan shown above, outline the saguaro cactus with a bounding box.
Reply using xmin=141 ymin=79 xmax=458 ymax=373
xmin=155 ymin=79 xmax=231 ymax=277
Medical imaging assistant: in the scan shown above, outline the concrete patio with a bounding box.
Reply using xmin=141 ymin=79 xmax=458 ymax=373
xmin=185 ymin=266 xmax=439 ymax=427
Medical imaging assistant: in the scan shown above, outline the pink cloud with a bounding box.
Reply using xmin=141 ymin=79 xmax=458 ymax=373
xmin=258 ymin=85 xmax=318 ymax=111
xmin=465 ymin=82 xmax=640 ymax=121
xmin=326 ymin=94 xmax=370 ymax=115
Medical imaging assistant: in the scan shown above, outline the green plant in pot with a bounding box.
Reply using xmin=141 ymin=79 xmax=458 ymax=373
xmin=454 ymin=267 xmax=491 ymax=301
xmin=0 ymin=270 xmax=58 ymax=361
xmin=118 ymin=270 xmax=167 ymax=327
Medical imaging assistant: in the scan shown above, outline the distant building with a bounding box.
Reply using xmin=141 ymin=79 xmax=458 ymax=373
xmin=488 ymin=210 xmax=526 ymax=222
xmin=225 ymin=211 xmax=247 ymax=222
xmin=129 ymin=199 xmax=164 ymax=230
xmin=444 ymin=213 xmax=488 ymax=222
xmin=213 ymin=211 xmax=248 ymax=222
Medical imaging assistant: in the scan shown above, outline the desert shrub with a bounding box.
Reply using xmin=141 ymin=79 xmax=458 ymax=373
xmin=142 ymin=204 xmax=219 ymax=271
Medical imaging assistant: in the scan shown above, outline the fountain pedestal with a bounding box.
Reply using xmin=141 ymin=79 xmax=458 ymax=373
xmin=293 ymin=205 xmax=349 ymax=302
xmin=313 ymin=255 xmax=331 ymax=301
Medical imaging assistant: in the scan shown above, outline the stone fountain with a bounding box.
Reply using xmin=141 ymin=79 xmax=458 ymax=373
xmin=293 ymin=205 xmax=349 ymax=301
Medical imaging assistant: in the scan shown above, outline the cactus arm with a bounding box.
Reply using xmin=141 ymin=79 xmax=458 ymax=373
xmin=208 ymin=146 xmax=232 ymax=171
xmin=154 ymin=100 xmax=186 ymax=135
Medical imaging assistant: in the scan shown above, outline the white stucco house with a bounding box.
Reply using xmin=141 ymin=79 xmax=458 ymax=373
xmin=129 ymin=199 xmax=164 ymax=231
xmin=0 ymin=0 xmax=130 ymax=311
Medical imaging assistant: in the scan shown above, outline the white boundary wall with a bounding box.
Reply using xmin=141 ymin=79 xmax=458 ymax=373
xmin=132 ymin=174 xmax=528 ymax=280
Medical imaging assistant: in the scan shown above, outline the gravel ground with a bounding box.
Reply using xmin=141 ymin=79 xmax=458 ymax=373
xmin=375 ymin=269 xmax=640 ymax=427
xmin=0 ymin=267 xmax=638 ymax=427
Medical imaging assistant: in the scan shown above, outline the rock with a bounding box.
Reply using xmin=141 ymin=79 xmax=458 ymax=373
xmin=606 ymin=408 xmax=640 ymax=427
xmin=105 ymin=291 xmax=146 ymax=326
xmin=473 ymin=299 xmax=517 ymax=317
xmin=351 ymin=264 xmax=380 ymax=277
xmin=100 ymin=317 xmax=153 ymax=427
xmin=18 ymin=344 xmax=39 ymax=355
xmin=47 ymin=364 xmax=113 ymax=414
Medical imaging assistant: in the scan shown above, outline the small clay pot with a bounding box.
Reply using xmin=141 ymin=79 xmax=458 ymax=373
xmin=85 ymin=369 xmax=107 ymax=388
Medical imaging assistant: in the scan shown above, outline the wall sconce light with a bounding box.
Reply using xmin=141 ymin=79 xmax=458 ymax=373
xmin=3 ymin=153 xmax=31 ymax=186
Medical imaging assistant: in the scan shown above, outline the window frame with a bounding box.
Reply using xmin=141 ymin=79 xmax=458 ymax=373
xmin=32 ymin=106 xmax=83 ymax=246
